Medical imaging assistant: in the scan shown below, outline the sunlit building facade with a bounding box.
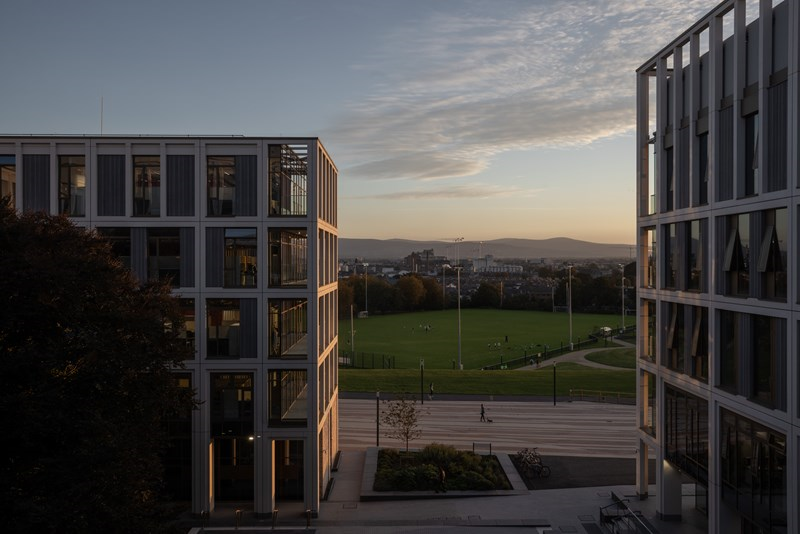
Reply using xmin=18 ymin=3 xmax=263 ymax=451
xmin=636 ymin=1 xmax=798 ymax=532
xmin=0 ymin=135 xmax=339 ymax=517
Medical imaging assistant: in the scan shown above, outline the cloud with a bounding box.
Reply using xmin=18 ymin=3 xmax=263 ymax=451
xmin=352 ymin=183 xmax=538 ymax=201
xmin=329 ymin=0 xmax=712 ymax=182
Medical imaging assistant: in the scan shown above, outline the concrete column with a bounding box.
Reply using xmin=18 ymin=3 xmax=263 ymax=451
xmin=658 ymin=459 xmax=683 ymax=521
xmin=636 ymin=439 xmax=649 ymax=498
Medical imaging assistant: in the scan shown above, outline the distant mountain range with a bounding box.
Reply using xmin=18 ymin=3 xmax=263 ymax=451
xmin=340 ymin=237 xmax=634 ymax=261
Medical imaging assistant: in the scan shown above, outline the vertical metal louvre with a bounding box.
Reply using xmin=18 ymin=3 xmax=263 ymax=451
xmin=167 ymin=155 xmax=195 ymax=216
xmin=97 ymin=155 xmax=126 ymax=216
xmin=180 ymin=227 xmax=195 ymax=287
xmin=766 ymin=82 xmax=787 ymax=192
xmin=205 ymin=227 xmax=224 ymax=287
xmin=717 ymin=107 xmax=734 ymax=201
xmin=240 ymin=298 xmax=258 ymax=358
xmin=21 ymin=154 xmax=49 ymax=212
xmin=234 ymin=155 xmax=257 ymax=216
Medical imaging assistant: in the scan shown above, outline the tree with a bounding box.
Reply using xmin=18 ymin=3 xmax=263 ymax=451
xmin=381 ymin=394 xmax=423 ymax=452
xmin=471 ymin=282 xmax=501 ymax=308
xmin=0 ymin=202 xmax=195 ymax=533
xmin=419 ymin=276 xmax=443 ymax=310
xmin=395 ymin=274 xmax=425 ymax=311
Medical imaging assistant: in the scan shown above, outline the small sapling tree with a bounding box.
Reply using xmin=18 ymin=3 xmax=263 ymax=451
xmin=381 ymin=393 xmax=423 ymax=452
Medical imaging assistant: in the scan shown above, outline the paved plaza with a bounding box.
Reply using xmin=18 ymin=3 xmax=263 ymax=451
xmin=189 ymin=397 xmax=708 ymax=533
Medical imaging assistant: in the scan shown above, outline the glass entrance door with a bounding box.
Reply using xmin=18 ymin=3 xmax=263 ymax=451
xmin=275 ymin=440 xmax=304 ymax=501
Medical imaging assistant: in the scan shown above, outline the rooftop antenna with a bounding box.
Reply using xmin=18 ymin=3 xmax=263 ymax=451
xmin=100 ymin=97 xmax=104 ymax=135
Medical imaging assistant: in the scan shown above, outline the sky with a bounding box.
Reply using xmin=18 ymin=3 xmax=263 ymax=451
xmin=0 ymin=0 xmax=717 ymax=244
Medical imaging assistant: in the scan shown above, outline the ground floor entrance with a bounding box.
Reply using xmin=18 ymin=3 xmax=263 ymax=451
xmin=274 ymin=439 xmax=304 ymax=501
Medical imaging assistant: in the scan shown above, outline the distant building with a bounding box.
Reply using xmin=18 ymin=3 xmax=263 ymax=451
xmin=637 ymin=2 xmax=794 ymax=532
xmin=472 ymin=255 xmax=523 ymax=274
xmin=0 ymin=135 xmax=338 ymax=518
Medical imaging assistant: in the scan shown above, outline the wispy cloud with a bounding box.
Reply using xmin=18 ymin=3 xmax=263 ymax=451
xmin=330 ymin=0 xmax=711 ymax=183
xmin=353 ymin=183 xmax=538 ymax=201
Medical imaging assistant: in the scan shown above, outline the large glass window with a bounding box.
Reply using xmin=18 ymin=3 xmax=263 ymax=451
xmin=642 ymin=227 xmax=656 ymax=288
xmin=744 ymin=112 xmax=759 ymax=197
xmin=640 ymin=371 xmax=656 ymax=437
xmin=0 ymin=155 xmax=15 ymax=208
xmin=210 ymin=373 xmax=254 ymax=501
xmin=752 ymin=315 xmax=785 ymax=410
xmin=665 ymin=302 xmax=684 ymax=372
xmin=268 ymin=144 xmax=307 ymax=216
xmin=207 ymin=299 xmax=241 ymax=358
xmin=687 ymin=220 xmax=703 ymax=291
xmin=640 ymin=299 xmax=656 ymax=362
xmin=224 ymin=228 xmax=257 ymax=288
xmin=758 ymin=208 xmax=786 ymax=301
xmin=724 ymin=213 xmax=750 ymax=297
xmin=268 ymin=369 xmax=307 ymax=426
xmin=147 ymin=228 xmax=180 ymax=285
xmin=58 ymin=156 xmax=86 ymax=216
xmin=719 ymin=310 xmax=739 ymax=393
xmin=269 ymin=228 xmax=308 ymax=287
xmin=176 ymin=298 xmax=195 ymax=354
xmin=664 ymin=223 xmax=678 ymax=289
xmin=207 ymin=156 xmax=235 ymax=216
xmin=96 ymin=227 xmax=131 ymax=270
xmin=690 ymin=306 xmax=708 ymax=382
xmin=720 ymin=409 xmax=786 ymax=531
xmin=268 ymin=299 xmax=307 ymax=359
xmin=133 ymin=156 xmax=160 ymax=216
xmin=665 ymin=386 xmax=708 ymax=486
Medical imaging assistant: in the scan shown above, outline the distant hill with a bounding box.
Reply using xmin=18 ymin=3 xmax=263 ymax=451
xmin=339 ymin=237 xmax=634 ymax=261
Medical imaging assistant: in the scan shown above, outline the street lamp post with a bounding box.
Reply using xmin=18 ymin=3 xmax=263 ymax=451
xmin=454 ymin=238 xmax=464 ymax=370
xmin=619 ymin=263 xmax=625 ymax=333
xmin=420 ymin=359 xmax=425 ymax=404
xmin=553 ymin=362 xmax=557 ymax=406
xmin=568 ymin=265 xmax=574 ymax=350
xmin=376 ymin=391 xmax=380 ymax=447
xmin=363 ymin=263 xmax=369 ymax=316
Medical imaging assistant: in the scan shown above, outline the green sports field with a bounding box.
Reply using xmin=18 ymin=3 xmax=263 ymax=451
xmin=340 ymin=308 xmax=622 ymax=370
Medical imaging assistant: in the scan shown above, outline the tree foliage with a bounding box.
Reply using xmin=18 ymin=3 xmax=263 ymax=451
xmin=0 ymin=202 xmax=195 ymax=533
xmin=381 ymin=394 xmax=423 ymax=452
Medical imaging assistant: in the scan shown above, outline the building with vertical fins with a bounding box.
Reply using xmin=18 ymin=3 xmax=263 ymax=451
xmin=0 ymin=135 xmax=339 ymax=518
xmin=636 ymin=1 xmax=795 ymax=532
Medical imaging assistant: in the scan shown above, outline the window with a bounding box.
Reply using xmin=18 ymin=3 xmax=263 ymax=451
xmin=758 ymin=208 xmax=786 ymax=301
xmin=224 ymin=228 xmax=257 ymax=288
xmin=642 ymin=227 xmax=656 ymax=288
xmin=163 ymin=374 xmax=193 ymax=500
xmin=752 ymin=315 xmax=786 ymax=410
xmin=207 ymin=299 xmax=241 ymax=358
xmin=268 ymin=369 xmax=308 ymax=426
xmin=269 ymin=144 xmax=307 ymax=216
xmin=133 ymin=156 xmax=160 ymax=216
xmin=665 ymin=302 xmax=684 ymax=372
xmin=687 ymin=219 xmax=703 ymax=291
xmin=96 ymin=227 xmax=131 ymax=270
xmin=58 ymin=156 xmax=86 ymax=216
xmin=723 ymin=213 xmax=750 ymax=297
xmin=640 ymin=299 xmax=656 ymax=362
xmin=664 ymin=223 xmax=678 ymax=289
xmin=664 ymin=386 xmax=708 ymax=485
xmin=0 ymin=155 xmax=15 ymax=208
xmin=719 ymin=310 xmax=739 ymax=392
xmin=697 ymin=133 xmax=708 ymax=205
xmin=207 ymin=156 xmax=235 ymax=216
xmin=268 ymin=299 xmax=307 ymax=359
xmin=269 ymin=228 xmax=308 ymax=287
xmin=690 ymin=306 xmax=708 ymax=382
xmin=147 ymin=228 xmax=180 ymax=285
xmin=720 ymin=409 xmax=786 ymax=531
xmin=640 ymin=371 xmax=656 ymax=436
xmin=176 ymin=298 xmax=195 ymax=353
xmin=744 ymin=112 xmax=758 ymax=197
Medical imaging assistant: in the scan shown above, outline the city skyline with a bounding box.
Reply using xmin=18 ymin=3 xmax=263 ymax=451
xmin=1 ymin=0 xmax=717 ymax=243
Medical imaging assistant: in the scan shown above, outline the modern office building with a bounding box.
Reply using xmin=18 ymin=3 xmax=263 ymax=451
xmin=636 ymin=1 xmax=797 ymax=532
xmin=0 ymin=135 xmax=339 ymax=517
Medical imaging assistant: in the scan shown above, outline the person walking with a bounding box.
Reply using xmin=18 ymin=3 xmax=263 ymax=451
xmin=429 ymin=382 xmax=434 ymax=400
xmin=480 ymin=403 xmax=486 ymax=422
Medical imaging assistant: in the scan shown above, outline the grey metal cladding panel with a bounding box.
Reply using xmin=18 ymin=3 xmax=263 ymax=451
xmin=239 ymin=298 xmax=258 ymax=358
xmin=678 ymin=127 xmax=690 ymax=209
xmin=97 ymin=155 xmax=126 ymax=216
xmin=166 ymin=155 xmax=195 ymax=216
xmin=767 ymin=82 xmax=787 ymax=192
xmin=717 ymin=107 xmax=734 ymax=201
xmin=205 ymin=227 xmax=223 ymax=287
xmin=179 ymin=226 xmax=195 ymax=287
xmin=22 ymin=154 xmax=49 ymax=212
xmin=234 ymin=155 xmax=257 ymax=216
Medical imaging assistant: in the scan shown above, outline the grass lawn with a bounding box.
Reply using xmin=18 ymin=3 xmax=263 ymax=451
xmin=341 ymin=309 xmax=626 ymax=370
xmin=340 ymin=363 xmax=635 ymax=396
xmin=584 ymin=348 xmax=637 ymax=369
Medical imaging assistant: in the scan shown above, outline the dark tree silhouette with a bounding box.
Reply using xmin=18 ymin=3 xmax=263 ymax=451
xmin=0 ymin=201 xmax=194 ymax=533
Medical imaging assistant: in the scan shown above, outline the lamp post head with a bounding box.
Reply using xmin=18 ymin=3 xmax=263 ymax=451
xmin=376 ymin=391 xmax=380 ymax=399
